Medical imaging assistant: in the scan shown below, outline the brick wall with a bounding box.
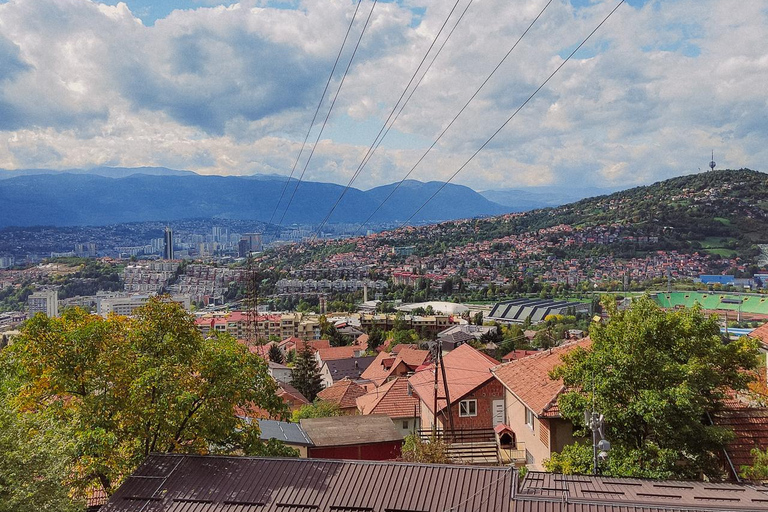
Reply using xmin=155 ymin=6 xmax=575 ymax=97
xmin=445 ymin=379 xmax=505 ymax=430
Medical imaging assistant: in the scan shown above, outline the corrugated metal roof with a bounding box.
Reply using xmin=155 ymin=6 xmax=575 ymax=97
xmin=513 ymin=472 xmax=768 ymax=512
xmin=259 ymin=420 xmax=314 ymax=447
xmin=102 ymin=455 xmax=513 ymax=512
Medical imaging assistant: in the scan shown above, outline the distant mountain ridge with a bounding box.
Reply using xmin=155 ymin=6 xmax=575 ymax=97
xmin=0 ymin=166 xmax=196 ymax=179
xmin=480 ymin=185 xmax=620 ymax=211
xmin=0 ymin=169 xmax=511 ymax=228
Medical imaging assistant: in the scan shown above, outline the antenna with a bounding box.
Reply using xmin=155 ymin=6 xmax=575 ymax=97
xmin=709 ymin=150 xmax=716 ymax=172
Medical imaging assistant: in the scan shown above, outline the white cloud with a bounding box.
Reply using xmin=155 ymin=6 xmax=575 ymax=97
xmin=0 ymin=0 xmax=764 ymax=195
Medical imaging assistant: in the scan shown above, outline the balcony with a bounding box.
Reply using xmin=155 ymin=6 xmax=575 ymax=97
xmin=417 ymin=428 xmax=526 ymax=466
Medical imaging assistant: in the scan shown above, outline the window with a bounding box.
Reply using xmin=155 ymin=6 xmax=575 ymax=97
xmin=459 ymin=399 xmax=477 ymax=417
xmin=402 ymin=420 xmax=409 ymax=429
xmin=525 ymin=407 xmax=535 ymax=430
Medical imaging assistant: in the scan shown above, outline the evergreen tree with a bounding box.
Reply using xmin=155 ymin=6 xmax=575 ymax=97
xmin=367 ymin=327 xmax=384 ymax=353
xmin=290 ymin=344 xmax=323 ymax=402
xmin=268 ymin=344 xmax=285 ymax=364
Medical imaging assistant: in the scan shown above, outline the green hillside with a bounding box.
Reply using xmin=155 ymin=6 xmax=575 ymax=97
xmin=500 ymin=169 xmax=768 ymax=257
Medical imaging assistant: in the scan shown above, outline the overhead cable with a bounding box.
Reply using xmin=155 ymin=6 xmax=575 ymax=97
xmin=268 ymin=0 xmax=364 ymax=229
xmin=313 ymin=0 xmax=474 ymax=238
xmin=354 ymin=0 xmax=556 ymax=234
xmin=277 ymin=0 xmax=379 ymax=228
xmin=400 ymin=0 xmax=626 ymax=227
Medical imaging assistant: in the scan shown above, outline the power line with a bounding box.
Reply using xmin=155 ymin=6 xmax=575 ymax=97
xmin=312 ymin=0 xmax=474 ymax=238
xmin=354 ymin=0 xmax=556 ymax=234
xmin=267 ymin=0 xmax=365 ymax=230
xmin=276 ymin=0 xmax=379 ymax=228
xmin=400 ymin=0 xmax=626 ymax=227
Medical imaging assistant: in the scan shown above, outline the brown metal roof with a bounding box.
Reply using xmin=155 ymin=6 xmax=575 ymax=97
xmin=101 ymin=454 xmax=513 ymax=512
xmin=513 ymin=472 xmax=768 ymax=512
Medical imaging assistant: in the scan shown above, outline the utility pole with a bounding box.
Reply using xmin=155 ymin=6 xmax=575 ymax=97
xmin=244 ymin=254 xmax=260 ymax=346
xmin=438 ymin=345 xmax=455 ymax=441
xmin=585 ymin=375 xmax=610 ymax=474
xmin=432 ymin=347 xmax=439 ymax=437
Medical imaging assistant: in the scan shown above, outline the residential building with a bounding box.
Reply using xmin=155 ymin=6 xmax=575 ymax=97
xmin=27 ymin=289 xmax=58 ymax=317
xmin=267 ymin=361 xmax=292 ymax=384
xmin=300 ymin=415 xmax=403 ymax=460
xmin=163 ymin=226 xmax=174 ymax=260
xmin=360 ymin=347 xmax=430 ymax=387
xmin=437 ymin=323 xmax=496 ymax=339
xmin=491 ymin=338 xmax=591 ymax=470
xmin=316 ymin=378 xmax=367 ymax=414
xmin=356 ymin=377 xmax=420 ymax=438
xmin=100 ymin=454 xmax=768 ymax=512
xmin=314 ymin=345 xmax=364 ymax=367
xmin=408 ymin=343 xmax=503 ymax=432
xmin=711 ymin=396 xmax=768 ymax=480
xmin=256 ymin=419 xmax=313 ymax=457
xmin=97 ymin=294 xmax=191 ymax=317
xmin=319 ymin=355 xmax=376 ymax=388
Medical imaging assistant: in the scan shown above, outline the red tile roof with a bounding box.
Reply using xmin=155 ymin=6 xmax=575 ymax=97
xmin=491 ymin=338 xmax=591 ymax=417
xmin=316 ymin=345 xmax=359 ymax=362
xmin=408 ymin=344 xmax=499 ymax=414
xmin=317 ymin=378 xmax=367 ymax=410
xmin=356 ymin=377 xmax=420 ymax=419
xmin=749 ymin=323 xmax=768 ymax=349
xmin=361 ymin=347 xmax=430 ymax=387
xmin=501 ymin=349 xmax=539 ymax=362
xmin=712 ymin=400 xmax=768 ymax=472
xmin=277 ymin=382 xmax=310 ymax=408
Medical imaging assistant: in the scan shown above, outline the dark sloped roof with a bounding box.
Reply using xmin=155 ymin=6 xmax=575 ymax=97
xmin=300 ymin=414 xmax=403 ymax=447
xmin=258 ymin=419 xmax=313 ymax=447
xmin=102 ymin=454 xmax=513 ymax=512
xmin=514 ymin=472 xmax=768 ymax=512
xmin=324 ymin=355 xmax=377 ymax=382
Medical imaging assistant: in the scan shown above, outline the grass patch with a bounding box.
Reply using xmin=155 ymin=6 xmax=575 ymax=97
xmin=714 ymin=217 xmax=732 ymax=226
xmin=704 ymin=248 xmax=738 ymax=258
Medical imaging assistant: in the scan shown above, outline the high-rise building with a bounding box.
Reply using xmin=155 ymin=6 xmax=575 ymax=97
xmin=163 ymin=226 xmax=174 ymax=260
xmin=239 ymin=233 xmax=263 ymax=255
xmin=28 ymin=289 xmax=58 ymax=318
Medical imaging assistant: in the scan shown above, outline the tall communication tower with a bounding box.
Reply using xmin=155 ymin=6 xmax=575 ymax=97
xmin=709 ymin=150 xmax=716 ymax=172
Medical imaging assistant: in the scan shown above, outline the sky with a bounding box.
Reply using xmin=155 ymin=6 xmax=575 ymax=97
xmin=0 ymin=0 xmax=765 ymax=192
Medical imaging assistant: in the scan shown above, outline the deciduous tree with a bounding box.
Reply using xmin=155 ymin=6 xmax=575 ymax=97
xmin=4 ymin=298 xmax=286 ymax=497
xmin=548 ymin=296 xmax=759 ymax=479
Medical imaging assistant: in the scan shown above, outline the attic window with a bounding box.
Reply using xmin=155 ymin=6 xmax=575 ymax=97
xmin=459 ymin=399 xmax=477 ymax=417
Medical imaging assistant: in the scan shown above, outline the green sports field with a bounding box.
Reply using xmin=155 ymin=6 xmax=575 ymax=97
xmin=653 ymin=291 xmax=768 ymax=314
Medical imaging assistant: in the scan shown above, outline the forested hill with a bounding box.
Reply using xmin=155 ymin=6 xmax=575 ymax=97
xmin=513 ymin=169 xmax=768 ymax=239
xmin=271 ymin=169 xmax=768 ymax=268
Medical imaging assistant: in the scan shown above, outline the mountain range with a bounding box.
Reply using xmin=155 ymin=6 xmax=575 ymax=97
xmin=0 ymin=167 xmax=520 ymax=228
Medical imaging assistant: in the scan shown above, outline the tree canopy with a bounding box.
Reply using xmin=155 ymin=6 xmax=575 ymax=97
xmin=547 ymin=295 xmax=760 ymax=479
xmin=2 ymin=298 xmax=287 ymax=498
